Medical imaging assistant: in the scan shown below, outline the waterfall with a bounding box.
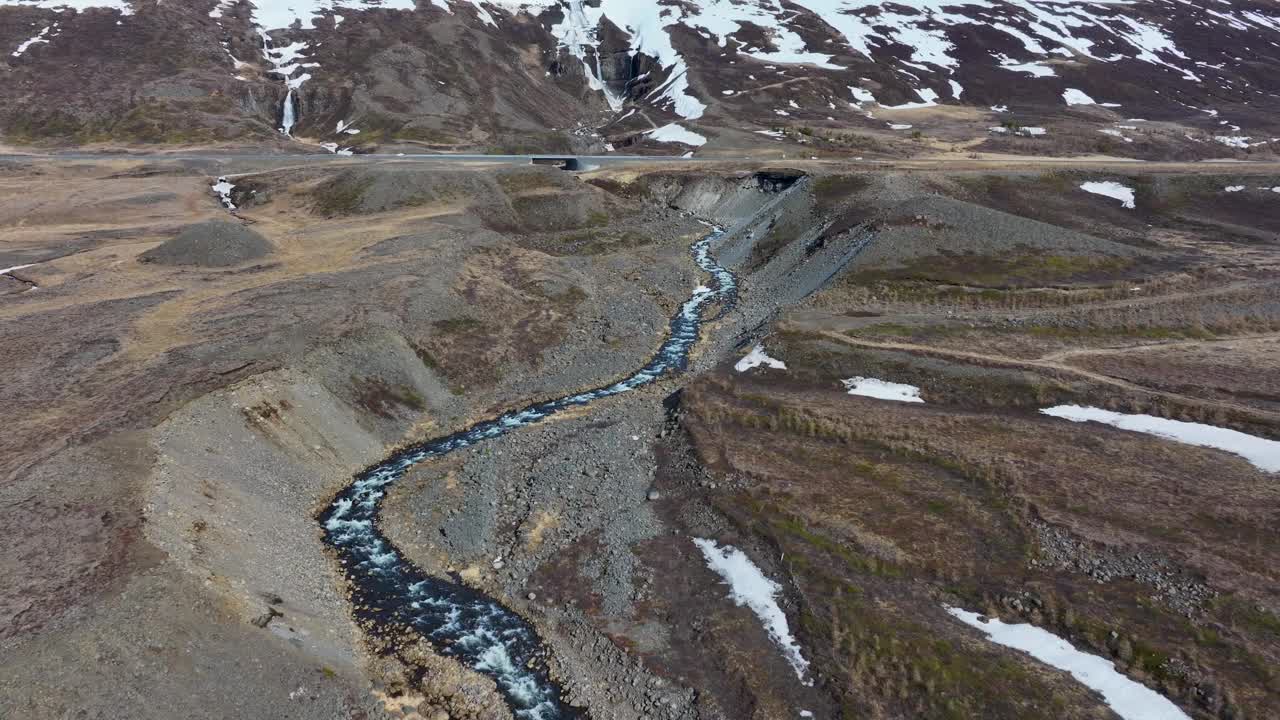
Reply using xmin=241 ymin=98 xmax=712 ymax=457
xmin=258 ymin=32 xmax=314 ymax=137
xmin=280 ymin=89 xmax=296 ymax=135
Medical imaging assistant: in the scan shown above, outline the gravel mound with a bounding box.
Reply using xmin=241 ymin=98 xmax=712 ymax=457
xmin=140 ymin=221 xmax=274 ymax=267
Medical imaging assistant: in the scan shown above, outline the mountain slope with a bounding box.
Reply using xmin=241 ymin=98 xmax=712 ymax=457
xmin=3 ymin=1 xmax=1280 ymax=157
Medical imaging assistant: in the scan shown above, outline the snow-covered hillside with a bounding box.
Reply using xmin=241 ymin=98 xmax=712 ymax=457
xmin=544 ymin=0 xmax=1280 ymax=117
xmin=3 ymin=0 xmax=1280 ymax=156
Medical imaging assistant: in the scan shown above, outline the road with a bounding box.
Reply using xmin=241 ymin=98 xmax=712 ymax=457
xmin=0 ymin=152 xmax=709 ymax=166
xmin=6 ymin=151 xmax=1280 ymax=176
xmin=0 ymin=151 xmax=733 ymax=177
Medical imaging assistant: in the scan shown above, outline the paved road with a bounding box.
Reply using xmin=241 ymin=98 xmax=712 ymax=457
xmin=0 ymin=151 xmax=733 ymax=176
xmin=4 ymin=151 xmax=1280 ymax=176
xmin=0 ymin=152 xmax=708 ymax=164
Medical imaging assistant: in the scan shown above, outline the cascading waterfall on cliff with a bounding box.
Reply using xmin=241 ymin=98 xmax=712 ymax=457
xmin=551 ymin=0 xmax=624 ymax=111
xmin=280 ymin=89 xmax=297 ymax=135
xmin=258 ymin=33 xmax=315 ymax=136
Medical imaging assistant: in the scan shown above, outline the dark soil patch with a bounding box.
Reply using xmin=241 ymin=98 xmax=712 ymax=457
xmin=350 ymin=375 xmax=428 ymax=419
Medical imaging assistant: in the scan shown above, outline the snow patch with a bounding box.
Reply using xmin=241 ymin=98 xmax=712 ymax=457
xmin=735 ymin=345 xmax=786 ymax=372
xmin=842 ymin=377 xmax=924 ymax=403
xmin=880 ymin=87 xmax=940 ymax=110
xmin=1080 ymin=181 xmax=1136 ymax=209
xmin=237 ymin=0 xmax=415 ymax=31
xmin=947 ymin=607 xmax=1191 ymax=720
xmin=1 ymin=1 xmax=132 ymax=13
xmin=12 ymin=25 xmax=53 ymax=57
xmin=1040 ymin=405 xmax=1280 ymax=472
xmin=694 ymin=539 xmax=811 ymax=684
xmin=212 ymin=177 xmax=236 ymax=210
xmin=645 ymin=123 xmax=707 ymax=147
xmin=1001 ymin=60 xmax=1055 ymax=77
xmin=1062 ymin=88 xmax=1097 ymax=105
xmin=849 ymin=86 xmax=876 ymax=104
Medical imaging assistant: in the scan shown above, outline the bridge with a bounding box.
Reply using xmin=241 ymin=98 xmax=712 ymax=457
xmin=529 ymin=156 xmax=585 ymax=171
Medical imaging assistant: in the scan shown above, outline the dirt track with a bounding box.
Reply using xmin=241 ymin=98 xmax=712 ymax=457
xmin=795 ymin=325 xmax=1280 ymax=425
xmin=1037 ymin=332 xmax=1280 ymax=363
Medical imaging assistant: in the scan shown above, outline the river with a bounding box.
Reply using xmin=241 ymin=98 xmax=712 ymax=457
xmin=319 ymin=228 xmax=737 ymax=719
